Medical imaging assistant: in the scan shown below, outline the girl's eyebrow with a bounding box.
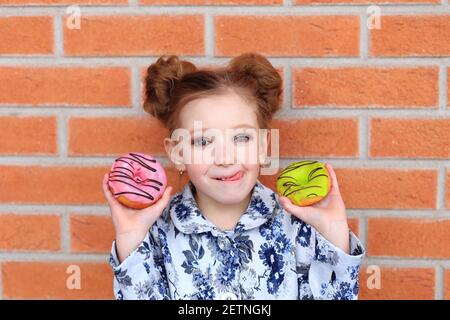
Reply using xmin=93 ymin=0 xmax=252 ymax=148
xmin=188 ymin=124 xmax=257 ymax=134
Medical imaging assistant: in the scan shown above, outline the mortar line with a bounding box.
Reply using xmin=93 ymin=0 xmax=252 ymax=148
xmin=0 ymin=253 xmax=448 ymax=266
xmin=360 ymin=215 xmax=368 ymax=251
xmin=0 ymin=263 xmax=3 ymax=300
xmin=1 ymin=57 xmax=450 ymax=65
xmin=0 ymin=253 xmax=109 ymax=262
xmin=362 ymin=258 xmax=450 ymax=268
xmin=60 ymin=211 xmax=70 ymax=253
xmin=2 ymin=157 xmax=450 ymax=167
xmin=274 ymin=108 xmax=450 ymax=117
xmin=284 ymin=64 xmax=293 ymax=113
xmin=58 ymin=113 xmax=68 ymax=158
xmin=53 ymin=14 xmax=63 ymax=57
xmin=440 ymin=65 xmax=448 ymax=110
xmin=436 ymin=264 xmax=444 ymax=300
xmin=0 ymin=207 xmax=449 ymax=217
xmin=131 ymin=64 xmax=141 ymax=114
xmin=360 ymin=114 xmax=368 ymax=160
xmin=3 ymin=106 xmax=450 ymax=114
xmin=437 ymin=165 xmax=446 ymax=211
xmin=0 ymin=6 xmax=449 ymax=15
xmin=439 ymin=65 xmax=446 ymax=110
xmin=3 ymin=106 xmax=450 ymax=116
xmin=205 ymin=13 xmax=214 ymax=57
xmin=360 ymin=10 xmax=368 ymax=59
xmin=0 ymin=210 xmax=110 ymax=216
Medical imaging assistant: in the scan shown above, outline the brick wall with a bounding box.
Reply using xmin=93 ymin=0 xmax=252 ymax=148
xmin=0 ymin=0 xmax=449 ymax=300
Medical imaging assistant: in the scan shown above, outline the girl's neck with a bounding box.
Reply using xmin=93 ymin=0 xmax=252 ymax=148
xmin=193 ymin=187 xmax=251 ymax=231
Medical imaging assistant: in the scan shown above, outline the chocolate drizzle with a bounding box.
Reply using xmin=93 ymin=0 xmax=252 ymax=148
xmin=109 ymin=153 xmax=165 ymax=202
xmin=277 ymin=160 xmax=327 ymax=198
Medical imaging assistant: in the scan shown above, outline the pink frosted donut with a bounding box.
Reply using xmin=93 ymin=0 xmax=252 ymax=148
xmin=107 ymin=152 xmax=167 ymax=209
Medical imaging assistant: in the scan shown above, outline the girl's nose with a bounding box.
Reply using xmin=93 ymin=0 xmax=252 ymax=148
xmin=213 ymin=141 xmax=235 ymax=165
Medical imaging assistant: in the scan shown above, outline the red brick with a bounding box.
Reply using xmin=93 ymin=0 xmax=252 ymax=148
xmin=0 ymin=67 xmax=130 ymax=106
xmin=262 ymin=167 xmax=436 ymax=209
xmin=0 ymin=0 xmax=126 ymax=3
xmin=271 ymin=118 xmax=359 ymax=158
xmin=0 ymin=116 xmax=57 ymax=155
xmin=371 ymin=15 xmax=450 ymax=56
xmin=295 ymin=0 xmax=437 ymax=3
xmin=359 ymin=267 xmax=435 ymax=300
xmin=0 ymin=166 xmax=107 ymax=205
xmin=68 ymin=117 xmax=168 ymax=156
xmin=0 ymin=16 xmax=53 ymax=55
xmin=70 ymin=215 xmax=114 ymax=253
xmin=370 ymin=118 xmax=450 ymax=158
xmin=293 ymin=67 xmax=438 ymax=107
xmin=0 ymin=165 xmax=186 ymax=205
xmin=141 ymin=0 xmax=281 ymax=3
xmin=0 ymin=214 xmax=60 ymax=251
xmin=368 ymin=218 xmax=450 ymax=258
xmin=64 ymin=15 xmax=204 ymax=56
xmin=2 ymin=262 xmax=113 ymax=299
xmin=216 ymin=16 xmax=359 ymax=56
xmin=342 ymin=168 xmax=436 ymax=209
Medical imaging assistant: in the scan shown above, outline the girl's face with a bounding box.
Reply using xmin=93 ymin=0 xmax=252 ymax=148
xmin=165 ymin=90 xmax=268 ymax=205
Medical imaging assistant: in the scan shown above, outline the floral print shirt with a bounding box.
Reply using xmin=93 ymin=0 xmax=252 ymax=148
xmin=108 ymin=179 xmax=366 ymax=300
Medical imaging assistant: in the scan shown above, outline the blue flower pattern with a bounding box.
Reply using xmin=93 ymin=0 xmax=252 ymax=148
xmin=109 ymin=179 xmax=366 ymax=300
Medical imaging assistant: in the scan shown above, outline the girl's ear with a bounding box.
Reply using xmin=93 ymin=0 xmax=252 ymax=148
xmin=258 ymin=129 xmax=270 ymax=166
xmin=164 ymin=137 xmax=186 ymax=170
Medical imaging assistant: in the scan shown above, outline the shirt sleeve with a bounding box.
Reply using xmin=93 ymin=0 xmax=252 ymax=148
xmin=108 ymin=229 xmax=170 ymax=300
xmin=295 ymin=219 xmax=365 ymax=300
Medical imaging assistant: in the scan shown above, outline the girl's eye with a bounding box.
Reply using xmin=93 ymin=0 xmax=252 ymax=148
xmin=191 ymin=134 xmax=251 ymax=146
xmin=192 ymin=136 xmax=213 ymax=147
xmin=234 ymin=134 xmax=251 ymax=143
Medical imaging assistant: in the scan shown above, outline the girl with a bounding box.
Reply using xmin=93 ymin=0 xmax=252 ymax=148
xmin=102 ymin=52 xmax=365 ymax=300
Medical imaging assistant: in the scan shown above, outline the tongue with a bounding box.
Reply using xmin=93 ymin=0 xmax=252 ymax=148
xmin=223 ymin=171 xmax=241 ymax=181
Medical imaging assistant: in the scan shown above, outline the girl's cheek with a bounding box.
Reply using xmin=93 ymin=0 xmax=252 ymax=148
xmin=235 ymin=142 xmax=260 ymax=165
xmin=191 ymin=148 xmax=215 ymax=165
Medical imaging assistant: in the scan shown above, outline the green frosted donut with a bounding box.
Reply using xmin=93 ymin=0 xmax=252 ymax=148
xmin=276 ymin=160 xmax=331 ymax=207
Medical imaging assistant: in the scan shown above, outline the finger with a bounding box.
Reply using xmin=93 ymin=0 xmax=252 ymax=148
xmin=102 ymin=173 xmax=120 ymax=207
xmin=325 ymin=163 xmax=340 ymax=195
xmin=324 ymin=163 xmax=347 ymax=210
xmin=279 ymin=196 xmax=319 ymax=226
xmin=150 ymin=186 xmax=173 ymax=212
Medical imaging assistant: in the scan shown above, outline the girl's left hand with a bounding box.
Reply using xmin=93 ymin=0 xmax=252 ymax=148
xmin=279 ymin=163 xmax=350 ymax=254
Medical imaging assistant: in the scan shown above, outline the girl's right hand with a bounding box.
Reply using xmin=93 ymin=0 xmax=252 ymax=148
xmin=102 ymin=172 xmax=173 ymax=262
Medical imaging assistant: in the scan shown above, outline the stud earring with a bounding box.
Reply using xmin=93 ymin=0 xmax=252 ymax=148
xmin=261 ymin=157 xmax=271 ymax=168
xmin=179 ymin=169 xmax=184 ymax=176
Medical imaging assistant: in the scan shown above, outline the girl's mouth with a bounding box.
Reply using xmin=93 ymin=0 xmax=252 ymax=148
xmin=213 ymin=171 xmax=244 ymax=183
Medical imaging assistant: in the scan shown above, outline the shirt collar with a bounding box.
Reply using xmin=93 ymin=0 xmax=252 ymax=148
xmin=169 ymin=179 xmax=279 ymax=236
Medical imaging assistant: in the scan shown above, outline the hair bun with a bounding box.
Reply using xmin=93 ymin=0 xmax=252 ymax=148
xmin=227 ymin=52 xmax=283 ymax=116
xmin=143 ymin=55 xmax=197 ymax=122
